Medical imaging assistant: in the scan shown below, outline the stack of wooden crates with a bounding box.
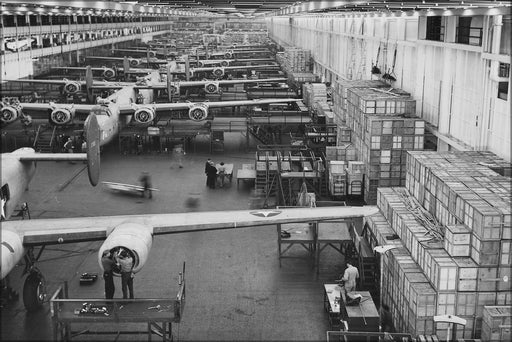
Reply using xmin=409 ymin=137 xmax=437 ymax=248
xmin=363 ymin=150 xmax=511 ymax=339
xmin=344 ymin=87 xmax=424 ymax=204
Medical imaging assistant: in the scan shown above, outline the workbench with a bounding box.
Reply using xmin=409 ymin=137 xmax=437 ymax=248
xmin=277 ymin=222 xmax=316 ymax=266
xmin=323 ymin=285 xmax=379 ymax=332
xmin=50 ymin=264 xmax=185 ymax=341
xmin=316 ymin=221 xmax=355 ymax=273
xmin=236 ymin=163 xmax=256 ymax=189
xmin=51 ymin=298 xmax=178 ymax=341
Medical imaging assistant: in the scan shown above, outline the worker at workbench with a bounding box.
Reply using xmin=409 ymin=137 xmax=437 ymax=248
xmin=340 ymin=260 xmax=359 ymax=292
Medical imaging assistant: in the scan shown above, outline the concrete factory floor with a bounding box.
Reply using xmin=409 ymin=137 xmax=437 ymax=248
xmin=1 ymin=132 xmax=353 ymax=341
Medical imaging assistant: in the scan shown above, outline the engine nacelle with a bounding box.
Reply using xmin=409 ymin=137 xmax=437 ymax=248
xmin=50 ymin=106 xmax=75 ymax=125
xmin=168 ymin=83 xmax=180 ymax=96
xmin=212 ymin=67 xmax=224 ymax=78
xmin=197 ymin=60 xmax=204 ymax=68
xmin=102 ymin=68 xmax=116 ymax=79
xmin=1 ymin=229 xmax=25 ymax=279
xmin=63 ymin=80 xmax=81 ymax=94
xmin=204 ymin=82 xmax=219 ymax=94
xmin=129 ymin=58 xmax=141 ymax=67
xmin=0 ymin=104 xmax=21 ymax=124
xmin=132 ymin=106 xmax=156 ymax=124
xmin=188 ymin=103 xmax=209 ymax=121
xmin=224 ymin=50 xmax=233 ymax=59
xmin=97 ymin=222 xmax=153 ymax=274
xmin=220 ymin=60 xmax=230 ymax=67
xmin=148 ymin=50 xmax=157 ymax=58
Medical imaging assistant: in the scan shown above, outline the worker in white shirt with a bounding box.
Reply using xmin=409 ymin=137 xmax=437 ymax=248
xmin=339 ymin=260 xmax=359 ymax=292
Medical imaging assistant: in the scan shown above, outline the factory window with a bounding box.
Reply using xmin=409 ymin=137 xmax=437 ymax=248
xmin=426 ymin=16 xmax=444 ymax=41
xmin=41 ymin=15 xmax=51 ymax=25
xmin=17 ymin=15 xmax=27 ymax=26
xmin=500 ymin=16 xmax=511 ymax=55
xmin=456 ymin=16 xmax=483 ymax=46
xmin=29 ymin=15 xmax=37 ymax=26
xmin=3 ymin=15 xmax=15 ymax=27
xmin=498 ymin=63 xmax=510 ymax=101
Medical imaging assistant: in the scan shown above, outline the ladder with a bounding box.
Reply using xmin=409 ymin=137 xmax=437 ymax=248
xmin=33 ymin=125 xmax=57 ymax=153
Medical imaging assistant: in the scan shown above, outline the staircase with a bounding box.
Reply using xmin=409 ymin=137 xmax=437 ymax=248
xmin=33 ymin=125 xmax=57 ymax=153
xmin=248 ymin=125 xmax=276 ymax=145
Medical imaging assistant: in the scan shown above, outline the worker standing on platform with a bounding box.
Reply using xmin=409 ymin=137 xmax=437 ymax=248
xmin=101 ymin=251 xmax=116 ymax=299
xmin=341 ymin=260 xmax=359 ymax=292
xmin=116 ymin=250 xmax=134 ymax=299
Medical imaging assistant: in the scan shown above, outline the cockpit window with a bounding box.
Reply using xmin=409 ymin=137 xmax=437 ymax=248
xmin=90 ymin=106 xmax=111 ymax=116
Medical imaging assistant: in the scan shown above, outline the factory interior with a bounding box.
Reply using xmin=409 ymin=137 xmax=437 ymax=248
xmin=0 ymin=0 xmax=511 ymax=341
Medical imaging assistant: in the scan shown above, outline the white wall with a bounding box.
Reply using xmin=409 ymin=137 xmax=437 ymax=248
xmin=267 ymin=11 xmax=511 ymax=162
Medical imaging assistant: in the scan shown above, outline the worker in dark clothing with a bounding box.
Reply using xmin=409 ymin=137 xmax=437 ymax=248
xmin=101 ymin=250 xmax=115 ymax=299
xmin=206 ymin=160 xmax=217 ymax=189
xmin=139 ymin=171 xmax=152 ymax=199
xmin=116 ymin=250 xmax=134 ymax=299
xmin=205 ymin=158 xmax=212 ymax=186
xmin=381 ymin=304 xmax=394 ymax=332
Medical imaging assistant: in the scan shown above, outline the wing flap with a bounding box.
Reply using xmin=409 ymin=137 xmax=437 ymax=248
xmin=3 ymin=206 xmax=378 ymax=246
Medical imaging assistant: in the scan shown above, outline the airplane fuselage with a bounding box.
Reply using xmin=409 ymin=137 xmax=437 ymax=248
xmin=0 ymin=149 xmax=36 ymax=219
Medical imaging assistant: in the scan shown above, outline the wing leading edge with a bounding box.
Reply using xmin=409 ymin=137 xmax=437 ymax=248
xmin=2 ymin=206 xmax=379 ymax=246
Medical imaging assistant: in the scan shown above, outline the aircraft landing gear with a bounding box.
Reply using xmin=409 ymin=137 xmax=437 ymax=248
xmin=22 ymin=247 xmax=47 ymax=312
xmin=23 ymin=270 xmax=46 ymax=312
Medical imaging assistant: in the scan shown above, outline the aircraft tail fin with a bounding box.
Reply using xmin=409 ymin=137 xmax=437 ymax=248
xmin=84 ymin=114 xmax=101 ymax=186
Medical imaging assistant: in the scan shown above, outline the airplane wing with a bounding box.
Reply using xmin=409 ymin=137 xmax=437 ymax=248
xmin=18 ymin=153 xmax=87 ymax=162
xmin=102 ymin=77 xmax=289 ymax=90
xmin=2 ymin=206 xmax=379 ymax=246
xmin=192 ymin=64 xmax=279 ymax=73
xmin=216 ymin=78 xmax=287 ymax=86
xmin=86 ymin=56 xmax=124 ymax=61
xmin=3 ymin=79 xmax=85 ymax=86
xmin=149 ymin=98 xmax=301 ymax=112
xmin=17 ymin=103 xmax=94 ymax=113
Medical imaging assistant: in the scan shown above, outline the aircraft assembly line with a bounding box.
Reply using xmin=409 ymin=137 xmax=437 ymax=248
xmin=1 ymin=1 xmax=511 ymax=341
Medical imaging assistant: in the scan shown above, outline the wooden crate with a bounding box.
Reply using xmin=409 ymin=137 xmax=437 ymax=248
xmin=430 ymin=256 xmax=458 ymax=292
xmin=477 ymin=267 xmax=499 ymax=292
xmin=408 ymin=282 xmax=437 ymax=317
xmin=436 ymin=292 xmax=457 ymax=315
xmin=471 ymin=236 xmax=501 ymax=266
xmin=453 ymin=257 xmax=479 ymax=292
xmin=444 ymin=224 xmax=471 ymax=257
xmin=481 ymin=306 xmax=512 ymax=342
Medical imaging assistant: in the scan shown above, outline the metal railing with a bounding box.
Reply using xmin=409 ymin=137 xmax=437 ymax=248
xmin=49 ymin=126 xmax=57 ymax=152
xmin=32 ymin=125 xmax=43 ymax=149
